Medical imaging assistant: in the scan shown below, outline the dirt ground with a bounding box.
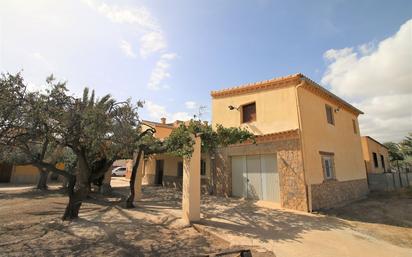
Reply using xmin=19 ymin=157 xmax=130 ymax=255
xmin=325 ymin=188 xmax=412 ymax=248
xmin=0 ymin=179 xmax=271 ymax=257
xmin=0 ymin=179 xmax=411 ymax=257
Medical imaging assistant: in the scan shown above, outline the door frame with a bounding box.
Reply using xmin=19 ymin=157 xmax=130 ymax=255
xmin=155 ymin=160 xmax=164 ymax=185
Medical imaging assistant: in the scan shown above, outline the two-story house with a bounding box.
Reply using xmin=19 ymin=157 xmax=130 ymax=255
xmin=211 ymin=73 xmax=368 ymax=211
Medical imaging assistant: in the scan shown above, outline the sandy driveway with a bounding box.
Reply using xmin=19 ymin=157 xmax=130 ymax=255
xmin=128 ymin=181 xmax=412 ymax=257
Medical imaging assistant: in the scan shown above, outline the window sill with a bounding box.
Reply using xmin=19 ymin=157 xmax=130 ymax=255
xmin=323 ymin=178 xmax=338 ymax=183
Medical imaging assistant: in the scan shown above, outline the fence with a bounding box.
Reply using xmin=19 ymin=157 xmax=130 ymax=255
xmin=367 ymin=172 xmax=412 ymax=191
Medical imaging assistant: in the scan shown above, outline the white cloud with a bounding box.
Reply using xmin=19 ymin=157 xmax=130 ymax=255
xmin=321 ymin=19 xmax=412 ymax=142
xmin=148 ymin=53 xmax=177 ymax=90
xmin=84 ymin=0 xmax=177 ymax=90
xmin=119 ymin=40 xmax=136 ymax=58
xmin=172 ymin=112 xmax=192 ymax=121
xmin=139 ymin=31 xmax=167 ymax=58
xmin=145 ymin=101 xmax=192 ymax=122
xmin=84 ymin=0 xmax=167 ymax=58
xmin=84 ymin=0 xmax=159 ymax=31
xmin=185 ymin=101 xmax=198 ymax=109
xmin=145 ymin=101 xmax=168 ymax=119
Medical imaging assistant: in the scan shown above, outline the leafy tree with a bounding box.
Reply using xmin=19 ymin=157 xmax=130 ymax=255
xmin=0 ymin=74 xmax=75 ymax=189
xmin=383 ymin=142 xmax=404 ymax=171
xmin=400 ymin=133 xmax=412 ymax=157
xmin=58 ymin=88 xmax=149 ymax=219
xmin=0 ymin=72 xmax=26 ymax=140
xmin=1 ymin=73 xmax=153 ymax=219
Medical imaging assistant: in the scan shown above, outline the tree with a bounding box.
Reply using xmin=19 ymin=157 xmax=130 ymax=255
xmin=0 ymin=74 xmax=75 ymax=189
xmin=383 ymin=142 xmax=404 ymax=171
xmin=400 ymin=133 xmax=412 ymax=157
xmin=1 ymin=73 xmax=150 ymax=220
xmin=59 ymin=88 xmax=148 ymax=219
xmin=0 ymin=73 xmax=26 ymax=140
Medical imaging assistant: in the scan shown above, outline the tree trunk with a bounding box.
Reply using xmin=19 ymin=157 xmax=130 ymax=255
xmin=62 ymin=153 xmax=90 ymax=220
xmin=126 ymin=148 xmax=143 ymax=208
xmin=36 ymin=169 xmax=49 ymax=190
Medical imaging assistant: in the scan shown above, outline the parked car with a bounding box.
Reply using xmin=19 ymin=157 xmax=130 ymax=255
xmin=112 ymin=167 xmax=127 ymax=177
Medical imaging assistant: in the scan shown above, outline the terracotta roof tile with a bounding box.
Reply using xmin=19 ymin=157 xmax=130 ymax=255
xmin=210 ymin=73 xmax=363 ymax=115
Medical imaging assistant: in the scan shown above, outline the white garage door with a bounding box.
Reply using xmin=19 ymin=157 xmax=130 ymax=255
xmin=231 ymin=154 xmax=280 ymax=202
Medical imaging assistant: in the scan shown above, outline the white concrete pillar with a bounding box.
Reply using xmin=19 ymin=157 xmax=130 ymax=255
xmin=182 ymin=135 xmax=201 ymax=224
xmin=133 ymin=152 xmax=145 ymax=203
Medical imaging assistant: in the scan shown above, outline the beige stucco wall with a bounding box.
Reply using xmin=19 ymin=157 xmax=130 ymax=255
xmin=361 ymin=136 xmax=390 ymax=173
xmin=142 ymin=153 xmax=210 ymax=185
xmin=10 ymin=165 xmax=40 ymax=184
xmin=212 ymin=86 xmax=299 ymax=135
xmin=298 ymin=87 xmax=366 ymax=185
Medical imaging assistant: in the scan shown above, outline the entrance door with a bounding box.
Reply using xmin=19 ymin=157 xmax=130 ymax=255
xmin=0 ymin=163 xmax=13 ymax=183
xmin=155 ymin=160 xmax=164 ymax=185
xmin=231 ymin=154 xmax=279 ymax=203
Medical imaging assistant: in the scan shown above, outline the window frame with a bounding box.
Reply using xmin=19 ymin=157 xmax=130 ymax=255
xmin=320 ymin=151 xmax=335 ymax=180
xmin=200 ymin=159 xmax=206 ymax=176
xmin=241 ymin=102 xmax=257 ymax=124
xmin=325 ymin=104 xmax=335 ymax=125
xmin=177 ymin=161 xmax=183 ymax=177
xmin=372 ymin=152 xmax=379 ymax=168
xmin=380 ymin=154 xmax=386 ymax=171
xmin=352 ymin=119 xmax=357 ymax=134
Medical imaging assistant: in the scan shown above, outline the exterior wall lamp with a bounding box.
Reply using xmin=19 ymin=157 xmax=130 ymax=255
xmin=228 ymin=105 xmax=240 ymax=111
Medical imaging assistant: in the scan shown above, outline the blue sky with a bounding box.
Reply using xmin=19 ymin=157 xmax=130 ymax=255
xmin=0 ymin=0 xmax=411 ymax=142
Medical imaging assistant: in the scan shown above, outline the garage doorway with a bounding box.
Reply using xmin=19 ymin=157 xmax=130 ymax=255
xmin=231 ymin=154 xmax=280 ymax=202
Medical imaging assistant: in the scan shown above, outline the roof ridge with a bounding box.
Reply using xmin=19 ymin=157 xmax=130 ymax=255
xmin=211 ymin=73 xmax=302 ymax=96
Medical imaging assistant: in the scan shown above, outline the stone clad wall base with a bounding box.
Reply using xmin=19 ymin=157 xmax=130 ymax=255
xmin=310 ymin=178 xmax=368 ymax=210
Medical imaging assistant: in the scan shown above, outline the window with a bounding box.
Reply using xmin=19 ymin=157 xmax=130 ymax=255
xmin=201 ymin=159 xmax=206 ymax=176
xmin=177 ymin=161 xmax=183 ymax=177
xmin=325 ymin=105 xmax=334 ymax=125
xmin=380 ymin=155 xmax=385 ymax=171
xmin=320 ymin=153 xmax=335 ymax=180
xmin=372 ymin=152 xmax=379 ymax=168
xmin=242 ymin=102 xmax=256 ymax=123
xmin=352 ymin=119 xmax=357 ymax=134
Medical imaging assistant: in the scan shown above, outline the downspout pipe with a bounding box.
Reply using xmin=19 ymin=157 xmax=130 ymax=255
xmin=294 ymin=78 xmax=312 ymax=212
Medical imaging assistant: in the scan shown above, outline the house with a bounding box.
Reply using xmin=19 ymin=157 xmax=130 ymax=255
xmin=131 ymin=119 xmax=211 ymax=188
xmin=361 ymin=136 xmax=390 ymax=173
xmin=211 ymin=73 xmax=368 ymax=211
xmin=0 ymin=163 xmax=65 ymax=184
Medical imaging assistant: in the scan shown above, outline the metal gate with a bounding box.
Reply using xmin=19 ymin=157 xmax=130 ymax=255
xmin=231 ymin=154 xmax=280 ymax=202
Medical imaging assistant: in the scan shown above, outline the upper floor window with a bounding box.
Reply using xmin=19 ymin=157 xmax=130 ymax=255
xmin=352 ymin=119 xmax=357 ymax=134
xmin=242 ymin=102 xmax=256 ymax=123
xmin=372 ymin=152 xmax=379 ymax=168
xmin=325 ymin=104 xmax=335 ymax=125
xmin=320 ymin=152 xmax=335 ymax=180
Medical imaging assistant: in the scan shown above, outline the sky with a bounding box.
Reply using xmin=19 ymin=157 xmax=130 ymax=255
xmin=0 ymin=0 xmax=411 ymax=142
